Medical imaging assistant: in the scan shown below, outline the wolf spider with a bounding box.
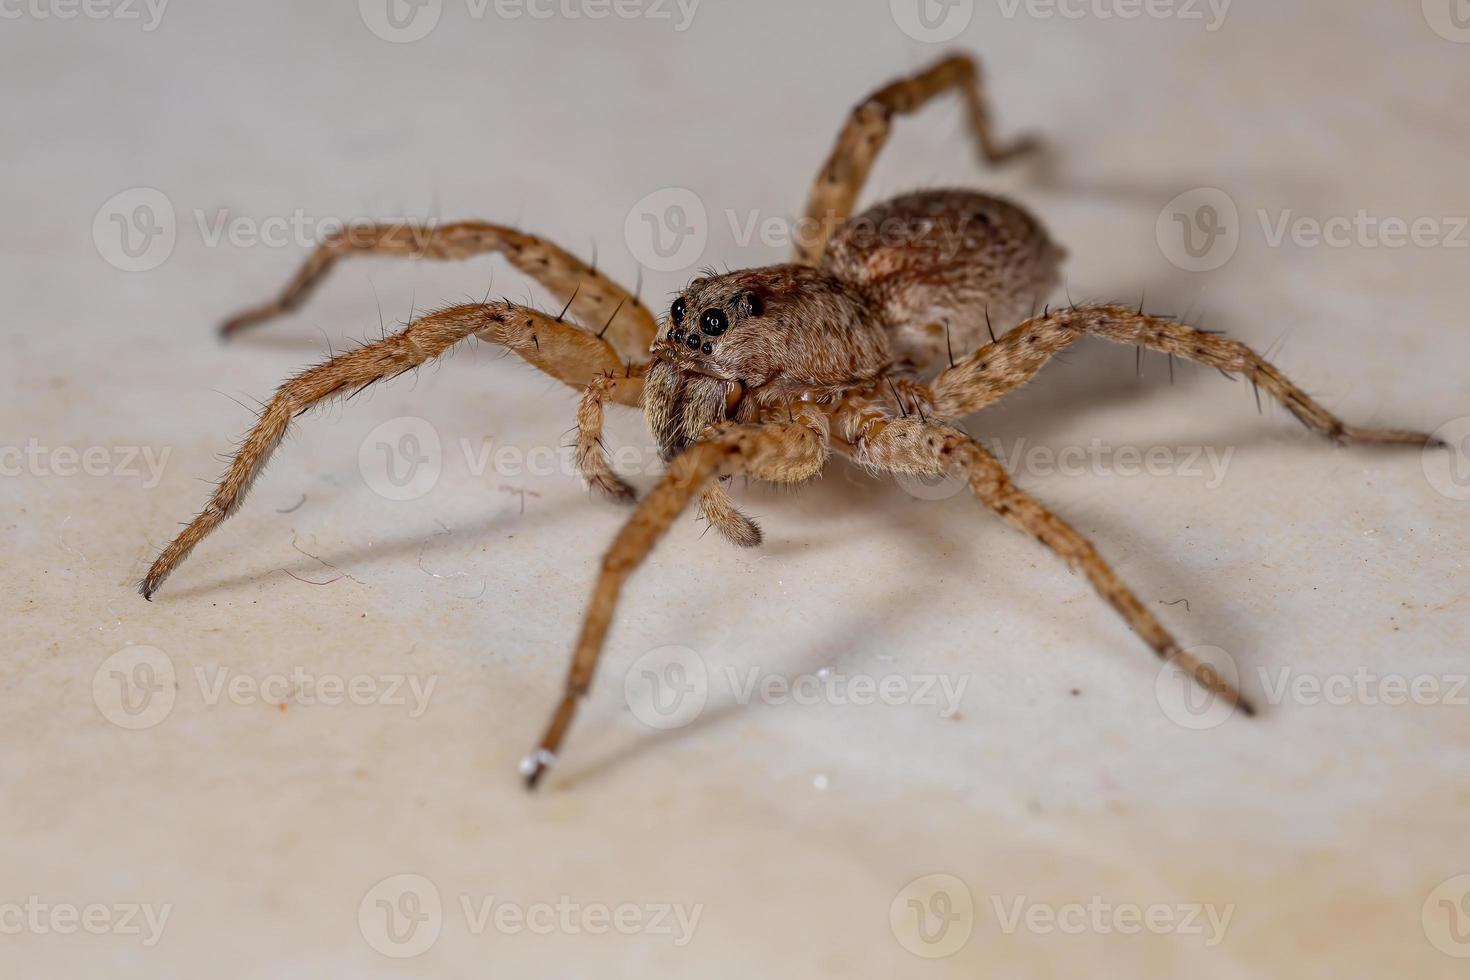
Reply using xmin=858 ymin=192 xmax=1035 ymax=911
xmin=141 ymin=53 xmax=1438 ymax=789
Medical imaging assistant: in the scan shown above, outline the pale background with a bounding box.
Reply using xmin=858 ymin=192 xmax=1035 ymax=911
xmin=3 ymin=0 xmax=1469 ymax=976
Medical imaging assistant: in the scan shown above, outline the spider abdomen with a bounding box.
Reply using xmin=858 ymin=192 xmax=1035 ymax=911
xmin=823 ymin=188 xmax=1064 ymax=373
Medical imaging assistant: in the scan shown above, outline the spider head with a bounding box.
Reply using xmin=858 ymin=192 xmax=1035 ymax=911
xmin=645 ymin=264 xmax=889 ymax=460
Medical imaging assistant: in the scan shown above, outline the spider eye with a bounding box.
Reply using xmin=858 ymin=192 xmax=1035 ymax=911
xmin=700 ymin=309 xmax=729 ymax=337
xmin=744 ymin=292 xmax=763 ymax=317
xmin=670 ymin=297 xmax=686 ymax=326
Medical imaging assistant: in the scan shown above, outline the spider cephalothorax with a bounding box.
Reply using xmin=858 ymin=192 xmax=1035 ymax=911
xmin=646 ymin=265 xmax=890 ymax=461
xmin=141 ymin=53 xmax=1443 ymax=790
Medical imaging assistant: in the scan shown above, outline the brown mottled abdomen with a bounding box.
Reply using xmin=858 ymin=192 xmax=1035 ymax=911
xmin=822 ymin=189 xmax=1063 ymax=374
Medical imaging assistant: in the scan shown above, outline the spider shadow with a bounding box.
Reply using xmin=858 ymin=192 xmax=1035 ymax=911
xmin=1024 ymin=150 xmax=1338 ymax=217
xmin=964 ymin=333 xmax=1290 ymax=450
xmin=556 ymin=464 xmax=1266 ymax=792
xmin=151 ymin=501 xmax=561 ymax=601
xmin=218 ymin=322 xmax=513 ymax=361
xmin=219 ymin=332 xmax=359 ymax=356
xmin=556 ymin=574 xmax=941 ymax=792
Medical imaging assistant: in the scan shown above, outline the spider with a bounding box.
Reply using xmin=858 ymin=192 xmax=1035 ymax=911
xmin=140 ymin=53 xmax=1440 ymax=789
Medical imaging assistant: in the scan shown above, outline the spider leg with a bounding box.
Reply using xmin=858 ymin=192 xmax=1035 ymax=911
xmin=698 ymin=482 xmax=763 ymax=548
xmin=576 ymin=371 xmax=646 ymax=503
xmin=794 ymin=52 xmax=1040 ymax=266
xmin=932 ymin=304 xmax=1436 ymax=445
xmin=524 ymin=414 xmax=830 ymax=789
xmin=573 ymin=371 xmax=761 ymax=546
xmin=218 ymin=221 xmax=658 ymax=360
xmin=141 ymin=301 xmax=633 ymax=598
xmin=853 ymin=414 xmax=1255 ymax=716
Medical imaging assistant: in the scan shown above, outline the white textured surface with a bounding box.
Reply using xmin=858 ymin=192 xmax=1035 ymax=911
xmin=4 ymin=1 xmax=1470 ymax=976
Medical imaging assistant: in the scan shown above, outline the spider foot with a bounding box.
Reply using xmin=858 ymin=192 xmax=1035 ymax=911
xmin=138 ymin=557 xmax=172 ymax=601
xmin=519 ymin=749 xmax=556 ymax=791
xmin=699 ymin=484 xmax=763 ymax=548
xmin=587 ymin=472 xmax=637 ymax=504
xmin=218 ymin=306 xmax=276 ymax=341
xmin=711 ymin=509 xmax=762 ymax=548
xmin=1340 ymin=426 xmax=1440 ymax=448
